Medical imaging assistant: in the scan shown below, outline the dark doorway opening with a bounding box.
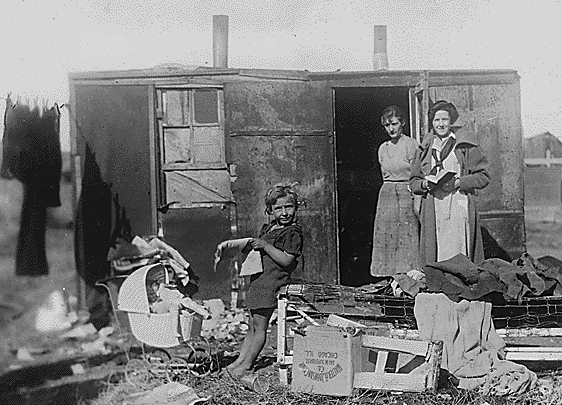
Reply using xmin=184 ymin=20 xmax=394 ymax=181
xmin=334 ymin=87 xmax=412 ymax=286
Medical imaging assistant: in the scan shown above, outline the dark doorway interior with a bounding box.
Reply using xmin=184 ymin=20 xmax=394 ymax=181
xmin=335 ymin=87 xmax=411 ymax=286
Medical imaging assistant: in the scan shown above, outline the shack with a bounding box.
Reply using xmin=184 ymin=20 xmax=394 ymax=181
xmin=69 ymin=65 xmax=525 ymax=301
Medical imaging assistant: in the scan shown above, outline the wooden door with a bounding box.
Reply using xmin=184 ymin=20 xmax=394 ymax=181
xmin=155 ymin=86 xmax=235 ymax=299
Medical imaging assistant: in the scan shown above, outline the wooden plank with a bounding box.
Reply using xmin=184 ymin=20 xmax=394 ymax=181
xmin=353 ymin=372 xmax=426 ymax=392
xmin=525 ymin=158 xmax=562 ymax=165
xmin=505 ymin=351 xmax=562 ymax=361
xmin=374 ymin=351 xmax=388 ymax=373
xmin=426 ymin=341 xmax=443 ymax=393
xmin=505 ymin=347 xmax=562 ymax=352
xmin=497 ymin=328 xmax=562 ymax=338
xmin=148 ymin=85 xmax=158 ymax=235
xmin=277 ymin=296 xmax=288 ymax=365
xmin=361 ymin=336 xmax=429 ymax=357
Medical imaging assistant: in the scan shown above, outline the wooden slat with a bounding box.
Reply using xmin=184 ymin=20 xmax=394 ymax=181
xmin=362 ymin=336 xmax=429 ymax=357
xmin=505 ymin=347 xmax=562 ymax=352
xmin=497 ymin=328 xmax=562 ymax=338
xmin=374 ymin=351 xmax=388 ymax=374
xmin=353 ymin=372 xmax=426 ymax=392
xmin=505 ymin=351 xmax=562 ymax=361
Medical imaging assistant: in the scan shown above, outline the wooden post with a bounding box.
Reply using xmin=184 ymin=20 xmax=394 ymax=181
xmin=277 ymin=294 xmax=289 ymax=385
xmin=425 ymin=340 xmax=443 ymax=394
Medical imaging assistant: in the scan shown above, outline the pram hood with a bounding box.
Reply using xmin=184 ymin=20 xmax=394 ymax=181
xmin=117 ymin=263 xmax=168 ymax=314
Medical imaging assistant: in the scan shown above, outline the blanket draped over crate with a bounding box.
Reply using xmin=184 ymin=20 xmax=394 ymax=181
xmin=414 ymin=293 xmax=537 ymax=395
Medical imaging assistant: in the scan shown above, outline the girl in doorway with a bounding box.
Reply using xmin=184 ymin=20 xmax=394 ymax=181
xmin=370 ymin=105 xmax=421 ymax=276
xmin=226 ymin=184 xmax=304 ymax=377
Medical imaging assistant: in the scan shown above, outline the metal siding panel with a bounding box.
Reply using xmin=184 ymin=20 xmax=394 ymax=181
xmin=226 ymin=81 xmax=332 ymax=135
xmin=74 ymin=84 xmax=152 ymax=236
xmin=161 ymin=207 xmax=232 ymax=300
xmin=225 ymin=82 xmax=337 ymax=284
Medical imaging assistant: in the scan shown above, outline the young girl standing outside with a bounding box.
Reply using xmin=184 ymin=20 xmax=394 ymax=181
xmin=227 ymin=185 xmax=304 ymax=377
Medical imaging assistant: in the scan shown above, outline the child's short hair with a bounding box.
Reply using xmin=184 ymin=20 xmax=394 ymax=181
xmin=264 ymin=184 xmax=302 ymax=215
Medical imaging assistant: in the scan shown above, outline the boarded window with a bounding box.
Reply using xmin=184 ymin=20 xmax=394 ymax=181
xmin=193 ymin=89 xmax=219 ymax=124
xmin=157 ymin=87 xmax=231 ymax=208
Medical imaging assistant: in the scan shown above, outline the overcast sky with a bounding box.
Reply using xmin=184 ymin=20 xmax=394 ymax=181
xmin=1 ymin=0 xmax=560 ymax=150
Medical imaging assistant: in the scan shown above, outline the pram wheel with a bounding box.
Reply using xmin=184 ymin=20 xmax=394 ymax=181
xmin=145 ymin=348 xmax=171 ymax=378
xmin=165 ymin=356 xmax=191 ymax=383
xmin=125 ymin=358 xmax=151 ymax=386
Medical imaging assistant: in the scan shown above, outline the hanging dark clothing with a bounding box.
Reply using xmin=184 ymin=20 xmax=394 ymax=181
xmin=2 ymin=98 xmax=62 ymax=276
xmin=1 ymin=98 xmax=62 ymax=206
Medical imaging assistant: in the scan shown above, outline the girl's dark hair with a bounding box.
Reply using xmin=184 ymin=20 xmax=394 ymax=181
xmin=264 ymin=184 xmax=302 ymax=214
xmin=380 ymin=105 xmax=406 ymax=125
xmin=428 ymin=100 xmax=459 ymax=129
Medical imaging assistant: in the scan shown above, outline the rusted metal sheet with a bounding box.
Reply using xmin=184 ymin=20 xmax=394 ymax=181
xmin=225 ymin=81 xmax=337 ymax=284
xmin=225 ymin=81 xmax=332 ymax=136
xmin=74 ymin=85 xmax=153 ymax=236
xmin=429 ymin=81 xmax=525 ymax=258
xmin=160 ymin=206 xmax=233 ymax=301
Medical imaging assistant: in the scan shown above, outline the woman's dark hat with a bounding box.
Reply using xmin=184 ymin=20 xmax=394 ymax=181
xmin=428 ymin=100 xmax=459 ymax=125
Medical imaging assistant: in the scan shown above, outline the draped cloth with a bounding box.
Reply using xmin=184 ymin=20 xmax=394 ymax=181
xmin=1 ymin=96 xmax=62 ymax=276
xmin=415 ymin=293 xmax=537 ymax=395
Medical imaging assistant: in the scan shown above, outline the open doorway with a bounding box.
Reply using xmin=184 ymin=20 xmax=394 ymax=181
xmin=334 ymin=87 xmax=412 ymax=286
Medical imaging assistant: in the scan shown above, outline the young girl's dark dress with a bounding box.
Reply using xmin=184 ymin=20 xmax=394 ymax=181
xmin=244 ymin=222 xmax=303 ymax=310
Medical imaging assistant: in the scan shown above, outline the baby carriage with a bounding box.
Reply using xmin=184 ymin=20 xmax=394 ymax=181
xmin=114 ymin=263 xmax=213 ymax=385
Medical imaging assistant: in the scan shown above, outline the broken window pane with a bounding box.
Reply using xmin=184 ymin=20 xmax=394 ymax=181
xmin=193 ymin=89 xmax=218 ymax=124
xmin=165 ymin=90 xmax=189 ymax=126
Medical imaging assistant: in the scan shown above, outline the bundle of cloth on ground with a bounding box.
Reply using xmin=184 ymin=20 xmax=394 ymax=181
xmin=107 ymin=236 xmax=190 ymax=284
xmin=393 ymin=252 xmax=562 ymax=302
xmin=214 ymin=238 xmax=263 ymax=276
xmin=415 ymin=293 xmax=537 ymax=395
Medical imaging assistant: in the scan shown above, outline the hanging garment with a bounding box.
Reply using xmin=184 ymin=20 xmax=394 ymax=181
xmin=2 ymin=97 xmax=62 ymax=276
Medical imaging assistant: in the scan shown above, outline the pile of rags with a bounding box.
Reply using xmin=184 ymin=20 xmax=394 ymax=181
xmin=107 ymin=236 xmax=190 ymax=285
xmin=394 ymin=253 xmax=562 ymax=302
xmin=415 ymin=293 xmax=537 ymax=395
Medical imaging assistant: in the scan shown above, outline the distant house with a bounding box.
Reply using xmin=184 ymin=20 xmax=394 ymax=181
xmin=524 ymin=132 xmax=562 ymax=167
xmin=524 ymin=132 xmax=562 ymax=218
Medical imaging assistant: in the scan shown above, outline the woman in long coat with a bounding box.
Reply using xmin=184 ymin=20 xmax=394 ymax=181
xmin=409 ymin=100 xmax=490 ymax=265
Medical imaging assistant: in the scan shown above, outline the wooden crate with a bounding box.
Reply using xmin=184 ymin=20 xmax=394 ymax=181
xmin=353 ymin=335 xmax=443 ymax=393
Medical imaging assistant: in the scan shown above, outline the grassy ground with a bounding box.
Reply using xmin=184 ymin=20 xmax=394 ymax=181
xmin=0 ymin=177 xmax=75 ymax=365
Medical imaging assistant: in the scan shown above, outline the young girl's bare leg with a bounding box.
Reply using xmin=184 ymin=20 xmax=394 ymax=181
xmin=227 ymin=312 xmax=255 ymax=370
xmin=229 ymin=308 xmax=273 ymax=376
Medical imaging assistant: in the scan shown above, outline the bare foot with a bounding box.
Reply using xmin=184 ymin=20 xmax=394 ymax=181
xmin=228 ymin=366 xmax=253 ymax=377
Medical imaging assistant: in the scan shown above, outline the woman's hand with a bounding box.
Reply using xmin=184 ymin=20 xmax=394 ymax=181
xmin=422 ymin=179 xmax=435 ymax=192
xmin=250 ymin=238 xmax=270 ymax=251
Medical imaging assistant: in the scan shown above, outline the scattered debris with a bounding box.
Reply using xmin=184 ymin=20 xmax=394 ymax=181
xmin=16 ymin=348 xmax=33 ymax=361
xmin=201 ymin=299 xmax=247 ymax=341
xmin=34 ymin=290 xmax=73 ymax=333
xmin=60 ymin=323 xmax=97 ymax=339
xmin=70 ymin=363 xmax=85 ymax=375
xmin=123 ymin=382 xmax=210 ymax=405
xmin=240 ymin=374 xmax=270 ymax=393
